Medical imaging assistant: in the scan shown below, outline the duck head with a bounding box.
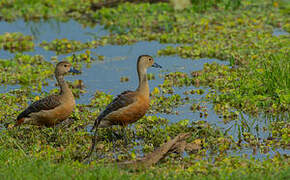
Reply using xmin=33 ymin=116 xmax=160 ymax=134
xmin=137 ymin=55 xmax=162 ymax=71
xmin=55 ymin=61 xmax=81 ymax=76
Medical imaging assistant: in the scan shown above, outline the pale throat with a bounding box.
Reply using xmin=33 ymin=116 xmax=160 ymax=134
xmin=137 ymin=67 xmax=149 ymax=96
xmin=55 ymin=73 xmax=70 ymax=95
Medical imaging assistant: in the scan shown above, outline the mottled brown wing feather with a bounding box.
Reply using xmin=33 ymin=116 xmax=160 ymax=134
xmin=92 ymin=90 xmax=135 ymax=129
xmin=17 ymin=95 xmax=61 ymax=120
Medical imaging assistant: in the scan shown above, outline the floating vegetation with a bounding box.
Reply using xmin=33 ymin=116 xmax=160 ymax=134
xmin=120 ymin=76 xmax=129 ymax=82
xmin=0 ymin=32 xmax=34 ymax=52
xmin=69 ymin=79 xmax=86 ymax=98
xmin=0 ymin=54 xmax=53 ymax=86
xmin=147 ymin=73 xmax=155 ymax=80
xmin=61 ymin=51 xmax=100 ymax=67
xmin=150 ymin=94 xmax=185 ymax=114
xmin=40 ymin=39 xmax=99 ymax=54
xmin=194 ymin=61 xmax=289 ymax=114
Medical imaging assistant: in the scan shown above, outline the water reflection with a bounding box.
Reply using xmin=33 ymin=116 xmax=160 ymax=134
xmin=0 ymin=19 xmax=108 ymax=43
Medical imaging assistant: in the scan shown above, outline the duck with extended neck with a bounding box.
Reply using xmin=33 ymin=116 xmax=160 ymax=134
xmin=16 ymin=61 xmax=80 ymax=127
xmin=86 ymin=55 xmax=162 ymax=159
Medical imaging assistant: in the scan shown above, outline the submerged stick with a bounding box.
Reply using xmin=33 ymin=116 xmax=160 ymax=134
xmin=83 ymin=132 xmax=201 ymax=167
xmin=117 ymin=133 xmax=190 ymax=169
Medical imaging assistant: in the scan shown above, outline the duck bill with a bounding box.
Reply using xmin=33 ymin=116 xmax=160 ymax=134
xmin=69 ymin=67 xmax=81 ymax=73
xmin=152 ymin=62 xmax=162 ymax=68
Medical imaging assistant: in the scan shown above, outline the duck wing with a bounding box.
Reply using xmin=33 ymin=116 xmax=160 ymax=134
xmin=17 ymin=94 xmax=61 ymax=121
xmin=92 ymin=90 xmax=135 ymax=129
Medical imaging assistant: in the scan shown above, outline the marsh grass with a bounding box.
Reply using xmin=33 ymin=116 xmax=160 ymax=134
xmin=0 ymin=150 xmax=131 ymax=180
xmin=244 ymin=53 xmax=289 ymax=111
xmin=190 ymin=0 xmax=242 ymax=12
xmin=260 ymin=54 xmax=289 ymax=98
xmin=1 ymin=148 xmax=289 ymax=180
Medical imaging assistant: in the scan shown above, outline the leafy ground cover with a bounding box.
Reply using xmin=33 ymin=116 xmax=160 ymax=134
xmin=0 ymin=0 xmax=289 ymax=179
xmin=0 ymin=91 xmax=289 ymax=179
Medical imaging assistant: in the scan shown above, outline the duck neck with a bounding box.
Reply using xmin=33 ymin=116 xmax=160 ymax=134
xmin=136 ymin=67 xmax=149 ymax=97
xmin=55 ymin=74 xmax=71 ymax=96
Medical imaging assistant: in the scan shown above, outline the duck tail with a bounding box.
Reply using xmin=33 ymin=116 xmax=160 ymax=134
xmin=84 ymin=118 xmax=101 ymax=160
xmin=90 ymin=117 xmax=101 ymax=132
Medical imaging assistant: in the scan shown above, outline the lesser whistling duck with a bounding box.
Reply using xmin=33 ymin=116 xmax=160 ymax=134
xmin=86 ymin=55 xmax=162 ymax=159
xmin=15 ymin=61 xmax=80 ymax=127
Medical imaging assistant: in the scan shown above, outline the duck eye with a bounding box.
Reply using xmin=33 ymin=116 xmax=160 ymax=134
xmin=64 ymin=65 xmax=67 ymax=67
xmin=149 ymin=58 xmax=152 ymax=61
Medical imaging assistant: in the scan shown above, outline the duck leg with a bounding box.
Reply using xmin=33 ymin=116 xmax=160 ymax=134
xmin=113 ymin=126 xmax=129 ymax=145
xmin=122 ymin=126 xmax=129 ymax=146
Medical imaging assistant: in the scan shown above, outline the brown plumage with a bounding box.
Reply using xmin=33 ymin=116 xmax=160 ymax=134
xmin=86 ymin=55 xmax=162 ymax=159
xmin=16 ymin=61 xmax=80 ymax=127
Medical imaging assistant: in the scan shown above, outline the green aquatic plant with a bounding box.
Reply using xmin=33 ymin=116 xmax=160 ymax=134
xmin=62 ymin=51 xmax=100 ymax=67
xmin=120 ymin=76 xmax=129 ymax=82
xmin=0 ymin=54 xmax=53 ymax=86
xmin=40 ymin=39 xmax=99 ymax=54
xmin=150 ymin=93 xmax=185 ymax=114
xmin=0 ymin=32 xmax=34 ymax=52
xmin=193 ymin=60 xmax=290 ymax=114
xmin=270 ymin=121 xmax=290 ymax=148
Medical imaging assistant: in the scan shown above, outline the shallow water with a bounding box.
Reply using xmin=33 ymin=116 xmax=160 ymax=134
xmin=0 ymin=19 xmax=288 ymax=158
xmin=272 ymin=28 xmax=289 ymax=36
xmin=0 ymin=19 xmax=108 ymax=42
xmin=0 ymin=19 xmax=108 ymax=59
